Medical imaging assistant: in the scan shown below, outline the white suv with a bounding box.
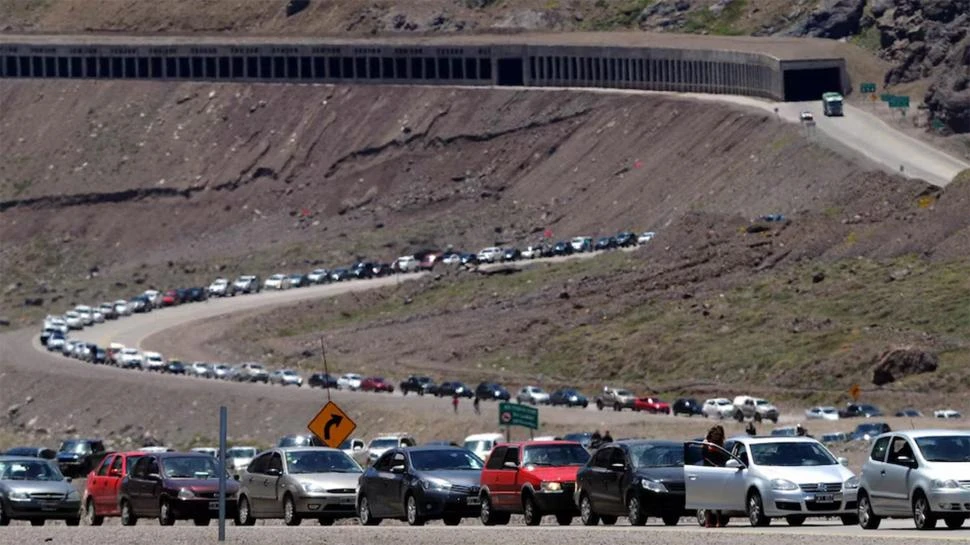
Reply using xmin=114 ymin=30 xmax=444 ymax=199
xmin=143 ymin=351 xmax=166 ymax=372
xmin=515 ymin=385 xmax=550 ymax=405
xmin=208 ymin=277 xmax=232 ymax=297
xmin=857 ymin=430 xmax=970 ymax=530
xmin=477 ymin=247 xmax=502 ymax=263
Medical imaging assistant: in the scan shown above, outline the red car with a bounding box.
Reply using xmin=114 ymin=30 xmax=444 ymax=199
xmin=478 ymin=440 xmax=590 ymax=526
xmin=634 ymin=397 xmax=671 ymax=414
xmin=360 ymin=376 xmax=394 ymax=393
xmin=160 ymin=289 xmax=181 ymax=307
xmin=81 ymin=451 xmax=146 ymax=525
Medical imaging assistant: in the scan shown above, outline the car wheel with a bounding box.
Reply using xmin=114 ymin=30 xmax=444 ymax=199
xmin=235 ymin=496 xmax=256 ymax=526
xmin=120 ymin=499 xmax=138 ymax=526
xmin=840 ymin=513 xmax=859 ymax=525
xmin=30 ymin=519 xmax=45 ymax=526
xmin=65 ymin=517 xmax=80 ymax=526
xmin=754 ymin=413 xmax=763 ymax=423
xmin=786 ymin=515 xmax=806 ymax=527
xmin=662 ymin=514 xmax=680 ymax=526
xmin=628 ymin=495 xmax=647 ymax=526
xmin=480 ymin=494 xmax=508 ymax=526
xmin=405 ymin=494 xmax=425 ymax=526
xmin=913 ymin=492 xmax=937 ymax=530
xmin=596 ymin=400 xmax=604 ymax=411
xmin=358 ymin=495 xmax=381 ymax=526
xmin=283 ymin=494 xmax=302 ymax=526
xmin=523 ymin=495 xmax=542 ymax=526
xmin=193 ymin=518 xmax=211 ymax=526
xmin=579 ymin=494 xmax=599 ymax=526
xmin=555 ymin=513 xmax=573 ymax=526
xmin=747 ymin=490 xmax=770 ymax=527
xmin=317 ymin=517 xmax=334 ymax=526
xmin=944 ymin=515 xmax=966 ymax=529
xmin=857 ymin=492 xmax=881 ymax=530
xmin=442 ymin=515 xmax=462 ymax=526
xmin=695 ymin=509 xmax=707 ymax=527
xmin=601 ymin=515 xmax=618 ymax=526
xmin=83 ymin=498 xmax=104 ymax=526
xmin=158 ymin=499 xmax=175 ymax=526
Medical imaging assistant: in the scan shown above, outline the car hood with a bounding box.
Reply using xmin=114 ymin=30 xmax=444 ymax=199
xmin=634 ymin=466 xmax=684 ymax=484
xmin=523 ymin=466 xmax=581 ymax=482
xmin=923 ymin=464 xmax=970 ymax=479
xmin=418 ymin=469 xmax=482 ymax=488
xmin=175 ymin=479 xmax=240 ymax=493
xmin=1 ymin=480 xmax=75 ymax=496
xmin=289 ymin=472 xmax=361 ymax=490
xmin=229 ymin=457 xmax=253 ymax=467
xmin=755 ymin=464 xmax=854 ymax=484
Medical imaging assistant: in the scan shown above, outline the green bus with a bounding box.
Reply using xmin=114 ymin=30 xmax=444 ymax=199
xmin=822 ymin=92 xmax=844 ymax=116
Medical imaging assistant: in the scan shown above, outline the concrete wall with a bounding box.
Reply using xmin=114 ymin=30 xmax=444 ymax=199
xmin=0 ymin=41 xmax=847 ymax=101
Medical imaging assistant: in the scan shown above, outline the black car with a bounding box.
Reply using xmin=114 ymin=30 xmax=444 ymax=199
xmin=575 ymin=440 xmax=687 ymax=526
xmin=400 ymin=376 xmax=437 ymax=396
xmin=185 ymin=287 xmax=208 ymax=302
xmin=839 ymin=403 xmax=883 ymax=418
xmin=850 ymin=422 xmax=891 ymax=441
xmin=3 ymin=446 xmax=57 ymax=459
xmin=330 ymin=268 xmax=353 ymax=282
xmin=436 ymin=381 xmax=474 ymax=398
xmin=894 ymin=408 xmax=923 ymax=417
xmin=352 ymin=262 xmax=376 ymax=279
xmin=615 ymin=231 xmax=637 ymax=247
xmin=502 ymin=248 xmax=521 ymax=262
xmin=552 ymin=241 xmax=573 ymax=256
xmin=550 ymin=388 xmax=589 ymax=408
xmin=276 ymin=434 xmax=324 ymax=448
xmin=287 ymin=274 xmax=310 ymax=288
xmin=459 ymin=253 xmax=479 ymax=266
xmin=371 ymin=263 xmax=393 ymax=277
xmin=474 ymin=382 xmax=510 ymax=401
xmin=672 ymin=398 xmax=703 ymax=417
xmin=166 ymin=360 xmax=186 ymax=374
xmin=594 ymin=237 xmax=616 ymax=251
xmin=129 ymin=295 xmax=152 ymax=313
xmin=308 ymin=373 xmax=339 ymax=389
xmin=357 ymin=446 xmax=484 ymax=526
xmin=55 ymin=438 xmax=107 ymax=478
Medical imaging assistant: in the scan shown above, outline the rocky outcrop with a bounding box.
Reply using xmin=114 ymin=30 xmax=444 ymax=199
xmin=871 ymin=347 xmax=939 ymax=385
xmin=923 ymin=38 xmax=970 ymax=133
xmin=782 ymin=0 xmax=866 ymax=39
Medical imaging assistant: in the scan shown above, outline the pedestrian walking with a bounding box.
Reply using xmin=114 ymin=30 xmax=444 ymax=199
xmin=473 ymin=395 xmax=481 ymax=415
xmin=452 ymin=394 xmax=459 ymax=414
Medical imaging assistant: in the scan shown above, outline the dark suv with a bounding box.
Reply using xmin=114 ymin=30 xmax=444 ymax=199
xmin=56 ymin=438 xmax=107 ymax=478
xmin=475 ymin=382 xmax=511 ymax=401
xmin=400 ymin=376 xmax=437 ymax=396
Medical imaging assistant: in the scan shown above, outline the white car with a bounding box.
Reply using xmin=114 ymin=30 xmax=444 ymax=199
xmin=143 ymin=351 xmax=166 ymax=371
xmin=702 ymin=398 xmax=736 ymax=419
xmin=307 ymin=269 xmax=330 ymax=284
xmin=92 ymin=310 xmax=105 ymax=323
xmin=44 ymin=316 xmax=68 ymax=334
xmin=264 ymin=274 xmax=290 ymax=290
xmin=800 ymin=111 xmax=815 ymax=122
xmin=516 ymin=385 xmax=551 ymax=405
xmin=46 ymin=334 xmax=66 ymax=351
xmin=685 ymin=436 xmax=858 ymax=527
xmin=114 ymin=299 xmax=132 ymax=316
xmin=270 ymin=369 xmax=304 ymax=387
xmin=337 ymin=373 xmax=363 ymax=391
xmin=463 ymin=433 xmax=505 ymax=462
xmin=805 ymin=406 xmax=840 ymax=421
xmin=522 ymin=245 xmax=545 ymax=259
xmin=477 ymin=247 xmax=503 ymax=263
xmin=118 ymin=348 xmax=144 ymax=369
xmin=570 ymin=236 xmax=593 ymax=252
xmin=225 ymin=446 xmax=258 ymax=475
xmin=142 ymin=290 xmax=161 ymax=307
xmin=188 ymin=362 xmax=212 ymax=378
xmin=64 ymin=311 xmax=84 ymax=330
xmin=74 ymin=305 xmax=95 ymax=326
xmin=208 ymin=277 xmax=232 ymax=297
xmin=933 ymin=409 xmax=962 ymax=419
xmin=637 ymin=231 xmax=656 ymax=244
xmin=393 ymin=256 xmax=419 ymax=272
xmin=441 ymin=253 xmax=462 ymax=265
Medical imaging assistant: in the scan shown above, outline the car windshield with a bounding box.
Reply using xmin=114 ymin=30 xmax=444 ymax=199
xmin=279 ymin=436 xmax=318 ymax=447
xmin=615 ymin=390 xmax=633 ymax=397
xmin=410 ymin=449 xmax=483 ymax=471
xmin=369 ymin=439 xmax=399 ymax=450
xmin=163 ymin=456 xmax=220 ymax=479
xmin=628 ymin=443 xmax=684 ymax=468
xmin=285 ymin=450 xmax=362 ymax=474
xmin=716 ymin=400 xmax=731 ymax=405
xmin=915 ymin=435 xmax=970 ymax=462
xmin=856 ymin=424 xmax=884 ymax=432
xmin=522 ymin=444 xmax=590 ymax=467
xmin=227 ymin=448 xmax=256 ymax=458
xmin=749 ymin=442 xmax=837 ymax=466
xmin=463 ymin=440 xmax=493 ymax=452
xmin=59 ymin=440 xmax=91 ymax=454
xmin=756 ymin=400 xmax=770 ymax=406
xmin=860 ymin=405 xmax=879 ymax=411
xmin=0 ymin=460 xmax=64 ymax=481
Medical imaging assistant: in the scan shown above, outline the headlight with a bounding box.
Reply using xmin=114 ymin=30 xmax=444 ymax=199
xmin=569 ymin=395 xmax=578 ymax=401
xmin=302 ymin=482 xmax=328 ymax=494
xmin=540 ymin=481 xmax=563 ymax=492
xmin=177 ymin=488 xmax=196 ymax=500
xmin=771 ymin=479 xmax=799 ymax=491
xmin=8 ymin=490 xmax=30 ymax=501
xmin=421 ymin=477 xmax=452 ymax=491
xmin=640 ymin=479 xmax=668 ymax=493
xmin=67 ymin=489 xmax=82 ymax=501
xmin=933 ymin=479 xmax=960 ymax=489
xmin=844 ymin=476 xmax=860 ymax=490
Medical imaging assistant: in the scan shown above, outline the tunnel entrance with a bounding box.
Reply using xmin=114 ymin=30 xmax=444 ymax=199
xmin=783 ymin=67 xmax=843 ymax=101
xmin=496 ymin=58 xmax=523 ymax=86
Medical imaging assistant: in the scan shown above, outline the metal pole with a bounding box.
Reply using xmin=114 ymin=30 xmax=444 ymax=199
xmin=218 ymin=406 xmax=227 ymax=541
xmin=320 ymin=338 xmax=331 ymax=402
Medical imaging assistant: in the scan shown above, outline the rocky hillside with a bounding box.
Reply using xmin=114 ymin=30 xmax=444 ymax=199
xmin=1 ymin=0 xmax=967 ymax=133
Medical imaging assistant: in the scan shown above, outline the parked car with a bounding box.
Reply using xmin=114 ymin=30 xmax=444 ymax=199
xmin=575 ymin=440 xmax=687 ymax=526
xmin=851 ymin=422 xmax=892 ymax=442
xmin=211 ymin=364 xmax=234 ymax=380
xmin=595 ymin=387 xmax=637 ymax=411
xmin=190 ymin=448 xmax=218 ymax=458
xmin=142 ymin=289 xmax=162 ymax=307
xmin=684 ymin=436 xmax=859 ymax=527
xmin=98 ymin=302 xmax=118 ymax=320
xmin=502 ymin=248 xmax=521 ymax=262
xmin=118 ymin=452 xmax=239 ymax=525
xmin=330 ymin=268 xmax=353 ymax=282
xmin=207 ymin=278 xmax=234 ymax=297
xmin=933 ymin=409 xmax=962 ymax=419
xmin=895 ymin=408 xmax=924 ymax=418
xmin=238 ymin=363 xmax=269 ymax=383
xmin=549 ymin=389 xmax=589 ymax=408
xmin=143 ymin=351 xmax=166 ymax=372
xmin=360 ymin=376 xmax=394 ymax=393
xmin=522 ymin=245 xmax=546 ymax=259
xmin=339 ymin=438 xmax=366 ymax=458
xmin=277 ymin=435 xmax=324 ymax=448
xmin=820 ymin=432 xmax=849 ymax=444
xmin=188 ymin=361 xmax=213 ymax=378
xmin=477 ymin=247 xmax=503 ymax=263
xmin=361 ymin=434 xmax=418 ymax=467
xmin=225 ymin=447 xmax=258 ymax=476
xmin=114 ymin=299 xmax=133 ymax=316
xmin=805 ymin=406 xmax=840 ymax=421
xmin=184 ymin=287 xmax=208 ymax=302
xmin=634 ymin=397 xmax=671 ymax=414
xmin=702 ymin=398 xmax=736 ymax=419
xmin=287 ymin=273 xmax=310 ymax=288
xmin=64 ymin=311 xmax=84 ymax=329
xmin=307 ymin=269 xmax=330 ymax=284
xmin=475 ymin=382 xmax=511 ymax=401
xmin=637 ymin=232 xmax=656 ymax=244
xmin=165 ymin=360 xmax=186 ymax=375
xmin=615 ymin=231 xmax=637 ymax=247
xmin=478 ymin=440 xmax=591 ymax=526
xmin=233 ymin=275 xmax=261 ymax=294
xmin=45 ymin=331 xmax=66 ymax=351
xmin=357 ymin=446 xmax=484 ymax=526
xmin=840 ymin=403 xmax=884 ymax=419
xmin=570 ymin=237 xmax=593 ymax=253
xmin=0 ymin=455 xmax=82 ymax=525
xmin=732 ymin=396 xmax=779 ymax=423
xmin=594 ymin=237 xmax=617 ymax=251
xmin=437 ymin=381 xmax=474 ymax=398
xmin=264 ymin=274 xmax=291 ymax=290
xmin=552 ymin=241 xmax=573 ymax=256
xmin=55 ymin=438 xmax=107 ymax=478
xmin=337 ymin=373 xmax=363 ymax=391
xmin=400 ymin=376 xmax=437 ymax=396
xmin=857 ymin=430 xmax=970 ymax=530
xmin=74 ymin=305 xmax=95 ymax=326
xmin=459 ymin=253 xmax=479 ymax=266
xmin=463 ymin=433 xmax=505 ymax=462
xmin=516 ymin=386 xmax=551 ymax=405
xmin=235 ymin=447 xmax=362 ymax=526
xmin=81 ymin=451 xmax=146 ymax=525
xmin=672 ymin=398 xmax=703 ymax=417
xmin=392 ymin=256 xmax=419 ymax=273
xmin=159 ymin=289 xmax=181 ymax=307
xmin=269 ymin=369 xmax=304 ymax=387
xmin=2 ymin=447 xmax=56 ymax=459
xmin=128 ymin=295 xmax=151 ymax=313
xmin=308 ymin=373 xmax=338 ymax=389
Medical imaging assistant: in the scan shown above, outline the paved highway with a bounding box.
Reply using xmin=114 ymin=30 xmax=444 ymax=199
xmin=0 ymin=521 xmax=964 ymax=544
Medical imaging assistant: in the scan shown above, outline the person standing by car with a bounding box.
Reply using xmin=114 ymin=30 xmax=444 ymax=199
xmin=452 ymin=394 xmax=459 ymax=414
xmin=602 ymin=430 xmax=613 ymax=444
xmin=590 ymin=430 xmax=602 ymax=449
xmin=703 ymin=425 xmax=728 ymax=527
xmin=746 ymin=422 xmax=757 ymax=436
xmin=473 ymin=395 xmax=481 ymax=415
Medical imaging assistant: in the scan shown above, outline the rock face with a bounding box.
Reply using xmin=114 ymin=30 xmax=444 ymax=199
xmin=783 ymin=0 xmax=867 ymax=39
xmin=923 ymin=38 xmax=970 ymax=133
xmin=871 ymin=347 xmax=939 ymax=386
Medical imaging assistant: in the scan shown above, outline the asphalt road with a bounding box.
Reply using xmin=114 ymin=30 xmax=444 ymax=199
xmin=0 ymin=520 xmax=965 ymax=544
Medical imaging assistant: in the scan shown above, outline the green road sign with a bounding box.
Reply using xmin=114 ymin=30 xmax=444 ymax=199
xmin=888 ymin=96 xmax=910 ymax=108
xmin=860 ymin=82 xmax=877 ymax=93
xmin=498 ymin=402 xmax=538 ymax=430
xmin=880 ymin=93 xmax=893 ymax=102
xmin=931 ymin=118 xmax=945 ymax=130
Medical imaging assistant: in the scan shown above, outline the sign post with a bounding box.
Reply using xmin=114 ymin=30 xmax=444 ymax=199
xmin=498 ymin=402 xmax=538 ymax=441
xmin=217 ymin=406 xmax=227 ymax=541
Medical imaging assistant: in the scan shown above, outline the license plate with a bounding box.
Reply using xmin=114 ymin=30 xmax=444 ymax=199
xmin=40 ymin=501 xmax=59 ymax=511
xmin=466 ymin=497 xmax=480 ymax=505
xmin=814 ymin=494 xmax=835 ymax=503
xmin=208 ymin=501 xmax=219 ymax=511
xmin=338 ymin=497 xmax=355 ymax=504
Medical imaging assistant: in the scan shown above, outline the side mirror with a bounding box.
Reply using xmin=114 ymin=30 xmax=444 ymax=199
xmin=390 ymin=465 xmax=405 ymax=474
xmin=837 ymin=457 xmax=849 ymax=467
xmin=725 ymin=459 xmax=744 ymax=470
xmin=265 ymin=468 xmax=282 ymax=477
xmin=503 ymin=461 xmax=518 ymax=469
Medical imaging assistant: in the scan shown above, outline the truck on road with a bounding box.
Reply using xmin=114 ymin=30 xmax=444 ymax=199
xmin=822 ymin=92 xmax=844 ymax=116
